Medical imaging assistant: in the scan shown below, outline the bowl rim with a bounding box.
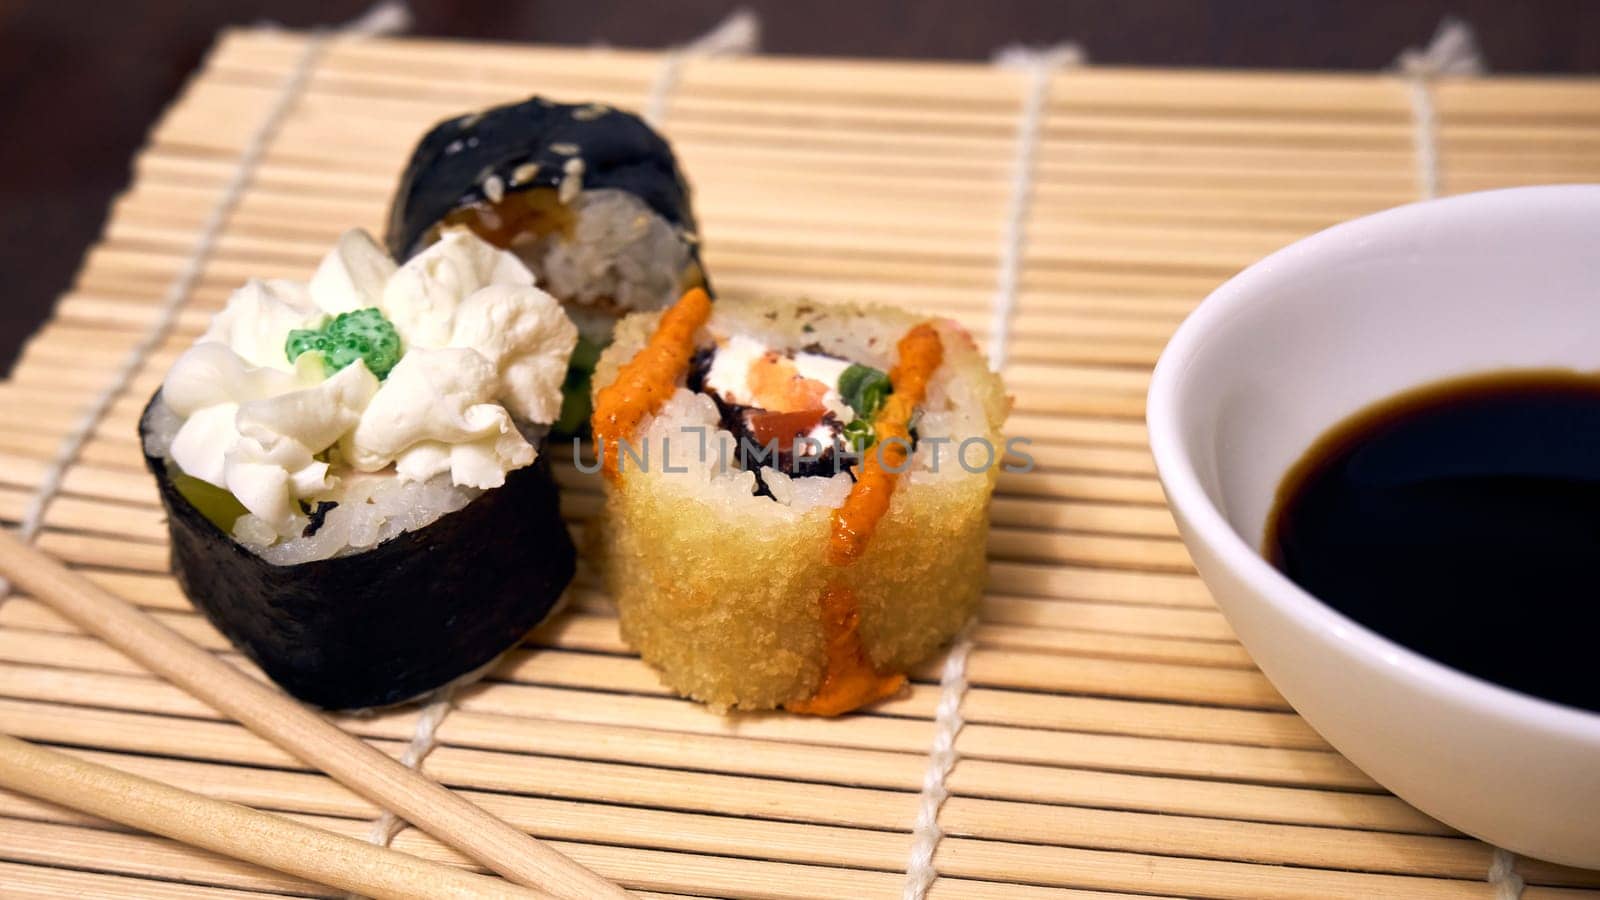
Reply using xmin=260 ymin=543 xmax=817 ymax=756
xmin=1147 ymin=184 xmax=1600 ymax=740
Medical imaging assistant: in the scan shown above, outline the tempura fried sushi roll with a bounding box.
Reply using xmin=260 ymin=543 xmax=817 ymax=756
xmin=386 ymin=96 xmax=707 ymax=433
xmin=140 ymin=228 xmax=579 ymax=709
xmin=590 ymin=293 xmax=1008 ymax=714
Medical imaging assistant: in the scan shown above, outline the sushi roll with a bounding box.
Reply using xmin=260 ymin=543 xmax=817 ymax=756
xmin=590 ymin=292 xmax=1009 ymax=714
xmin=386 ymin=96 xmax=707 ymax=434
xmin=139 ymin=228 xmax=580 ymax=709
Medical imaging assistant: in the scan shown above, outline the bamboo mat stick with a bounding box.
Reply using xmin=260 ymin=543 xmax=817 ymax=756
xmin=0 ymin=733 xmax=543 ymax=900
xmin=0 ymin=529 xmax=629 ymax=900
xmin=0 ymin=860 xmax=303 ymax=900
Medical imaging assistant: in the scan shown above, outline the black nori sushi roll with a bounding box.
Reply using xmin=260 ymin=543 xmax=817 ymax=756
xmin=386 ymin=97 xmax=710 ymax=434
xmin=141 ymin=393 xmax=575 ymax=710
xmin=386 ymin=97 xmax=701 ymax=265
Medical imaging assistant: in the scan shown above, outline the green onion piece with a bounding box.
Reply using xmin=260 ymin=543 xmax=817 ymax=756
xmin=838 ymin=363 xmax=892 ymax=420
xmin=286 ymin=308 xmax=402 ymax=379
xmin=842 ymin=417 xmax=876 ymax=452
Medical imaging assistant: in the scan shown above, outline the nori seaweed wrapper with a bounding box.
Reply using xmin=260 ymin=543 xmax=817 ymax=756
xmin=140 ymin=393 xmax=576 ymax=710
xmin=385 ymin=96 xmax=703 ymax=268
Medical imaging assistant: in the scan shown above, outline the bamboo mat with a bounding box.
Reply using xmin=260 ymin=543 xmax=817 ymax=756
xmin=3 ymin=25 xmax=1600 ymax=900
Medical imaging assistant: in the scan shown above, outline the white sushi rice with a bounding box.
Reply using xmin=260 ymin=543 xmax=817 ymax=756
xmin=143 ymin=397 xmax=481 ymax=566
xmin=241 ymin=473 xmax=478 ymax=566
xmin=634 ymin=388 xmax=856 ymax=517
xmin=511 ymin=188 xmax=696 ymax=343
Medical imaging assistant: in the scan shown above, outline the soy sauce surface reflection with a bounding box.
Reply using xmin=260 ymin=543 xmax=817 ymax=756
xmin=1266 ymin=370 xmax=1600 ymax=714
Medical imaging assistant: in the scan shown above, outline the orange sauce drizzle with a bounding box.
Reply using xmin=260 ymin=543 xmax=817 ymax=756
xmin=827 ymin=323 xmax=943 ymax=567
xmin=787 ymin=322 xmax=944 ymax=716
xmin=590 ymin=288 xmax=712 ymax=484
xmin=784 ymin=584 xmax=905 ymax=715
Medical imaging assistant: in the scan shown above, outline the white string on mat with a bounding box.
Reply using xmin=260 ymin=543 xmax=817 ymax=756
xmin=902 ymin=42 xmax=1083 ymax=900
xmin=1399 ymin=19 xmax=1523 ymax=900
xmin=0 ymin=1 xmax=408 ymax=613
xmin=1489 ymin=846 xmax=1526 ymax=900
xmin=362 ymin=688 xmax=456 ymax=850
xmin=984 ymin=43 xmax=1084 ymax=370
xmin=1396 ymin=16 xmax=1484 ymax=200
xmin=643 ymin=7 xmax=761 ymax=127
xmin=900 ymin=621 xmax=973 ymax=900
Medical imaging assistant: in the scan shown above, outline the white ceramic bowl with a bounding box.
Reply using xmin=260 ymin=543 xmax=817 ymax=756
xmin=1147 ymin=185 xmax=1600 ymax=868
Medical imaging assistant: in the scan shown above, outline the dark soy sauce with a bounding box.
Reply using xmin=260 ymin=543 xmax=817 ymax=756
xmin=1266 ymin=370 xmax=1600 ymax=715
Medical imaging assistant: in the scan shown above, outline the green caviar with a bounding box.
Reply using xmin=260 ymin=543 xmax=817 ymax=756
xmin=838 ymin=363 xmax=893 ymax=450
xmin=286 ymin=308 xmax=402 ymax=379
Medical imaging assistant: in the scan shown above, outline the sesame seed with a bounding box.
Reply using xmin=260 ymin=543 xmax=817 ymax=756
xmin=573 ymin=103 xmax=610 ymax=121
xmin=511 ymin=163 xmax=541 ymax=185
xmin=444 ymin=139 xmax=465 ymax=155
xmin=559 ymin=158 xmax=586 ymax=204
xmin=549 ymin=142 xmax=580 ymax=156
xmin=483 ymin=175 xmax=505 ymax=204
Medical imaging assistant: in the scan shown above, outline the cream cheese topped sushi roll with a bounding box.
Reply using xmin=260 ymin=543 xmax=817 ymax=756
xmin=140 ymin=228 xmax=579 ymax=709
xmin=590 ymin=292 xmax=1009 ymax=714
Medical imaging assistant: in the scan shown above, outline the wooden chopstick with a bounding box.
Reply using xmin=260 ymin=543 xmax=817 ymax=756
xmin=0 ymin=528 xmax=630 ymax=900
xmin=0 ymin=733 xmax=547 ymax=900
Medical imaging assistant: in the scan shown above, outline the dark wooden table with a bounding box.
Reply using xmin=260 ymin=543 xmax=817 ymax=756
xmin=1 ymin=0 xmax=1594 ymax=372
